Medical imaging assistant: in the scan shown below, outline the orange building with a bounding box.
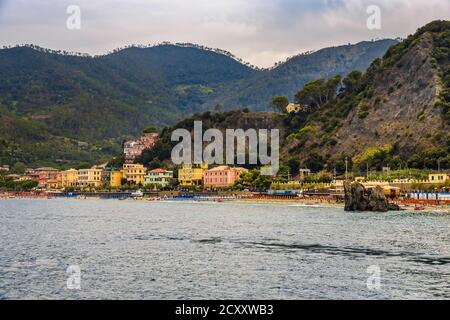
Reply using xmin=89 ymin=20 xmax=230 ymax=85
xmin=203 ymin=166 xmax=247 ymax=189
xmin=28 ymin=167 xmax=59 ymax=188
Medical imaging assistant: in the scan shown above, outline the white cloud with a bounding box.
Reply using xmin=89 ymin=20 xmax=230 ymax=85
xmin=0 ymin=0 xmax=448 ymax=67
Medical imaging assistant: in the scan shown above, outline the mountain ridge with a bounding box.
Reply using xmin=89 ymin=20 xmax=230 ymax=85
xmin=137 ymin=20 xmax=450 ymax=173
xmin=0 ymin=38 xmax=398 ymax=167
xmin=205 ymin=39 xmax=398 ymax=111
xmin=4 ymin=38 xmax=398 ymax=70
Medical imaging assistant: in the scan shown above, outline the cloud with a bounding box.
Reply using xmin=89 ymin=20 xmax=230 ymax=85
xmin=0 ymin=0 xmax=448 ymax=67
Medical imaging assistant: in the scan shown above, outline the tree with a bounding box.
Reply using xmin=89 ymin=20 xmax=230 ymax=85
xmin=19 ymin=180 xmax=38 ymax=190
xmin=343 ymin=70 xmax=363 ymax=93
xmin=305 ymin=153 xmax=325 ymax=173
xmin=13 ymin=162 xmax=26 ymax=174
xmin=275 ymin=164 xmax=291 ymax=183
xmin=287 ymin=158 xmax=300 ymax=177
xmin=295 ymin=75 xmax=342 ymax=111
xmin=213 ymin=104 xmax=223 ymax=113
xmin=76 ymin=162 xmax=91 ymax=170
xmin=234 ymin=169 xmax=273 ymax=191
xmin=143 ymin=125 xmax=158 ymax=134
xmin=355 ymin=145 xmax=393 ymax=171
xmin=271 ymin=96 xmax=289 ymax=113
xmin=234 ymin=171 xmax=254 ymax=190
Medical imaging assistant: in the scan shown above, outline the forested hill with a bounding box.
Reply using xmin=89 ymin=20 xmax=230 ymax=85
xmin=281 ymin=20 xmax=450 ymax=173
xmin=138 ymin=21 xmax=450 ymax=174
xmin=0 ymin=44 xmax=256 ymax=167
xmin=206 ymin=39 xmax=398 ymax=111
xmin=0 ymin=40 xmax=396 ymax=167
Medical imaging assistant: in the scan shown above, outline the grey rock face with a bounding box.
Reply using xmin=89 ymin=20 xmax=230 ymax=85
xmin=344 ymin=182 xmax=390 ymax=212
xmin=388 ymin=203 xmax=401 ymax=211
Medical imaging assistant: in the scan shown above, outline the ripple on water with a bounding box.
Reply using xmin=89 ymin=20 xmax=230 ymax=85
xmin=0 ymin=199 xmax=449 ymax=300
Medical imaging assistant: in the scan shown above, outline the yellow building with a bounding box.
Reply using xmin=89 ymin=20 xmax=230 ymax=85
xmin=47 ymin=179 xmax=59 ymax=190
xmin=178 ymin=163 xmax=208 ymax=187
xmin=428 ymin=173 xmax=449 ymax=183
xmin=57 ymin=169 xmax=78 ymax=189
xmin=110 ymin=171 xmax=123 ymax=188
xmin=77 ymin=167 xmax=103 ymax=188
xmin=286 ymin=103 xmax=303 ymax=114
xmin=122 ymin=164 xmax=146 ymax=185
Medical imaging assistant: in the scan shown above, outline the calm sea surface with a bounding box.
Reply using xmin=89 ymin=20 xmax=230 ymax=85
xmin=0 ymin=199 xmax=449 ymax=300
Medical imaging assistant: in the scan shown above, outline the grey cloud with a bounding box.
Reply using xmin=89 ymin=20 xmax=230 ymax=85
xmin=0 ymin=0 xmax=448 ymax=67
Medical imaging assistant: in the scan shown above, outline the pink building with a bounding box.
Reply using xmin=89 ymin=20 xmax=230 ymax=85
xmin=203 ymin=166 xmax=247 ymax=189
xmin=27 ymin=167 xmax=59 ymax=188
xmin=124 ymin=133 xmax=159 ymax=163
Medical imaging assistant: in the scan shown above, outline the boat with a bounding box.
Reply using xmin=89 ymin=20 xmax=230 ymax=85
xmin=414 ymin=206 xmax=425 ymax=211
xmin=131 ymin=190 xmax=144 ymax=199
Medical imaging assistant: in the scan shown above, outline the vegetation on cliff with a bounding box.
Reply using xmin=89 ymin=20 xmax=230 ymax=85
xmin=283 ymin=20 xmax=450 ymax=173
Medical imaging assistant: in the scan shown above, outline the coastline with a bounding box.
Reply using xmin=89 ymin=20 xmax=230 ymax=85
xmin=1 ymin=194 xmax=449 ymax=213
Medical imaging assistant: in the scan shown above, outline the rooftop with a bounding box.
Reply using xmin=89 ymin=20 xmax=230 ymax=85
xmin=35 ymin=167 xmax=58 ymax=171
xmin=148 ymin=168 xmax=170 ymax=174
xmin=207 ymin=166 xmax=247 ymax=171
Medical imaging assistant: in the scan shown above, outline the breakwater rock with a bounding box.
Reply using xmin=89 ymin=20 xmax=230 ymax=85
xmin=344 ymin=182 xmax=399 ymax=212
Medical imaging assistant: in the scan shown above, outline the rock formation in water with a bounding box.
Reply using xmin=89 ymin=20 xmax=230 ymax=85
xmin=344 ymin=182 xmax=394 ymax=212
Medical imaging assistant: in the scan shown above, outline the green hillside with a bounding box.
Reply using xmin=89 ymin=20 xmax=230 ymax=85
xmin=283 ymin=20 xmax=450 ymax=172
xmin=206 ymin=39 xmax=398 ymax=111
xmin=0 ymin=40 xmax=396 ymax=167
xmin=137 ymin=21 xmax=449 ymax=174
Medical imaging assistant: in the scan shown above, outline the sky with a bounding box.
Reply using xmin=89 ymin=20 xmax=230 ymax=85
xmin=0 ymin=0 xmax=448 ymax=68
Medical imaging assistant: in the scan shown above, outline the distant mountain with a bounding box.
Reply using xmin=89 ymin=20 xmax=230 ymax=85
xmin=0 ymin=40 xmax=397 ymax=167
xmin=0 ymin=44 xmax=256 ymax=141
xmin=206 ymin=39 xmax=398 ymax=111
xmin=0 ymin=44 xmax=257 ymax=167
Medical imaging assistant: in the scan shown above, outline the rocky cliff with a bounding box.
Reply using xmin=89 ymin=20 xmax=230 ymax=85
xmin=284 ymin=20 xmax=450 ymax=172
xmin=344 ymin=182 xmax=399 ymax=212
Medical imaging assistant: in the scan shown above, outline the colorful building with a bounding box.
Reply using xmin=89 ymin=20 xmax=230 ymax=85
xmin=124 ymin=133 xmax=159 ymax=163
xmin=77 ymin=167 xmax=103 ymax=188
xmin=47 ymin=179 xmax=59 ymax=189
xmin=286 ymin=103 xmax=303 ymax=114
xmin=144 ymin=169 xmax=173 ymax=188
xmin=178 ymin=163 xmax=208 ymax=187
xmin=203 ymin=166 xmax=247 ymax=189
xmin=57 ymin=169 xmax=78 ymax=189
xmin=100 ymin=166 xmax=119 ymax=187
xmin=428 ymin=173 xmax=449 ymax=183
xmin=110 ymin=171 xmax=123 ymax=188
xmin=28 ymin=167 xmax=59 ymax=188
xmin=122 ymin=163 xmax=146 ymax=185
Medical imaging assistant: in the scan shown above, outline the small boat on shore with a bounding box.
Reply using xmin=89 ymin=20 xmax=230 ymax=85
xmin=131 ymin=190 xmax=144 ymax=199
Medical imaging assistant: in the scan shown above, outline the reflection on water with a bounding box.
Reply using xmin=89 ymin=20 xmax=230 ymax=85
xmin=0 ymin=199 xmax=449 ymax=300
